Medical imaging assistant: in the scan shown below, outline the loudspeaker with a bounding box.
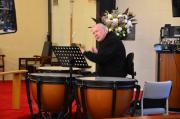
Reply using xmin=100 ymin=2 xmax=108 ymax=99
xmin=172 ymin=0 xmax=180 ymax=17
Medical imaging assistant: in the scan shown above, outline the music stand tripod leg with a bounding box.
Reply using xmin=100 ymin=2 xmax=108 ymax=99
xmin=57 ymin=79 xmax=70 ymax=119
xmin=73 ymin=80 xmax=82 ymax=119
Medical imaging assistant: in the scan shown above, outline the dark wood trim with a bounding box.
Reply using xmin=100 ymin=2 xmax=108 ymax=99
xmin=47 ymin=0 xmax=52 ymax=41
xmin=96 ymin=0 xmax=116 ymax=22
xmin=157 ymin=53 xmax=160 ymax=81
xmin=169 ymin=108 xmax=180 ymax=112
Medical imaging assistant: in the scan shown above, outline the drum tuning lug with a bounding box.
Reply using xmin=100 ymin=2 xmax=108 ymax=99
xmin=113 ymin=83 xmax=117 ymax=90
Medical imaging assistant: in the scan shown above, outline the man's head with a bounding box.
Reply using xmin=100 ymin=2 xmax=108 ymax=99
xmin=91 ymin=23 xmax=108 ymax=42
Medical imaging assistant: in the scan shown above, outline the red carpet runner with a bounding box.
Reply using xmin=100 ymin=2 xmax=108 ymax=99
xmin=0 ymin=80 xmax=77 ymax=119
xmin=0 ymin=80 xmax=37 ymax=119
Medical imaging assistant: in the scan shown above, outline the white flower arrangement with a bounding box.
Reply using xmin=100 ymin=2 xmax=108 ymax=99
xmin=101 ymin=8 xmax=136 ymax=40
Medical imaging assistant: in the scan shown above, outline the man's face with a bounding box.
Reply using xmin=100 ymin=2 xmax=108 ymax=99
xmin=91 ymin=24 xmax=107 ymax=42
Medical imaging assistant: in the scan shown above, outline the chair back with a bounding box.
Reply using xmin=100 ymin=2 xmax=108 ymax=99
xmin=143 ymin=81 xmax=172 ymax=99
xmin=0 ymin=54 xmax=5 ymax=81
xmin=125 ymin=52 xmax=136 ymax=78
xmin=41 ymin=40 xmax=52 ymax=65
xmin=41 ymin=40 xmax=52 ymax=57
xmin=141 ymin=80 xmax=172 ymax=116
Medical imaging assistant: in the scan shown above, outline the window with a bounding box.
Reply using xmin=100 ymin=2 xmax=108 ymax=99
xmin=0 ymin=0 xmax=17 ymax=34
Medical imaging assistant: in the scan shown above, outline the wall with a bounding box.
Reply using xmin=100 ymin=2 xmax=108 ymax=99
xmin=52 ymin=0 xmax=96 ymax=71
xmin=0 ymin=0 xmax=48 ymax=79
xmin=116 ymin=0 xmax=180 ymax=86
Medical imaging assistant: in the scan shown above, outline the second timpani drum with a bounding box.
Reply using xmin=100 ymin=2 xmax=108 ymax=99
xmin=76 ymin=77 xmax=137 ymax=119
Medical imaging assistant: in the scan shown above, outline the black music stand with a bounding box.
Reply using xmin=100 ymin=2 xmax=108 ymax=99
xmin=52 ymin=45 xmax=90 ymax=119
xmin=52 ymin=46 xmax=90 ymax=68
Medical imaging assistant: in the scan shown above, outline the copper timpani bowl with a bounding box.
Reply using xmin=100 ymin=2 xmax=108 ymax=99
xmin=29 ymin=73 xmax=80 ymax=112
xmin=76 ymin=77 xmax=137 ymax=119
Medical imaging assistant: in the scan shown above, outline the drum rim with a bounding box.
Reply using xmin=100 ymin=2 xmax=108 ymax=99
xmin=29 ymin=76 xmax=67 ymax=83
xmin=28 ymin=73 xmax=81 ymax=83
xmin=76 ymin=77 xmax=137 ymax=89
xmin=29 ymin=73 xmax=70 ymax=83
xmin=29 ymin=72 xmax=81 ymax=77
xmin=77 ymin=76 xmax=137 ymax=81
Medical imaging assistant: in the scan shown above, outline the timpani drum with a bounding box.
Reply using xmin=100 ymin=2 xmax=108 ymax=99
xmin=76 ymin=77 xmax=137 ymax=119
xmin=29 ymin=73 xmax=80 ymax=112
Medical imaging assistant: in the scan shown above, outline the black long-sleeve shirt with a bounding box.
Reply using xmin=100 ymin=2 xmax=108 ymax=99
xmin=83 ymin=32 xmax=126 ymax=77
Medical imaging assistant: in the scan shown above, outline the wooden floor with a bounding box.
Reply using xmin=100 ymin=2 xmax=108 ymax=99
xmin=104 ymin=114 xmax=180 ymax=119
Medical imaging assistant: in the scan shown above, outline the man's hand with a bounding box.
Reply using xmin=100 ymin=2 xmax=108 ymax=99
xmin=91 ymin=47 xmax=98 ymax=54
xmin=79 ymin=45 xmax=86 ymax=53
xmin=73 ymin=43 xmax=86 ymax=53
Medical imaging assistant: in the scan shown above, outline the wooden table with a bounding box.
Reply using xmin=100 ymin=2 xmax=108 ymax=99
xmin=104 ymin=114 xmax=180 ymax=119
xmin=0 ymin=70 xmax=27 ymax=109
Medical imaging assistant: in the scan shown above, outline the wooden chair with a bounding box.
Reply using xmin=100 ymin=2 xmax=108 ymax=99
xmin=19 ymin=40 xmax=58 ymax=73
xmin=0 ymin=54 xmax=5 ymax=81
xmin=19 ymin=57 xmax=41 ymax=73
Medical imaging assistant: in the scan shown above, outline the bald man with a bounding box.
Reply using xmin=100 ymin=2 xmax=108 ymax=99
xmin=82 ymin=23 xmax=127 ymax=77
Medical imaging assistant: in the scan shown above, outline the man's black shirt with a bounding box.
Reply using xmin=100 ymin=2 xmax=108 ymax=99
xmin=83 ymin=32 xmax=126 ymax=77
